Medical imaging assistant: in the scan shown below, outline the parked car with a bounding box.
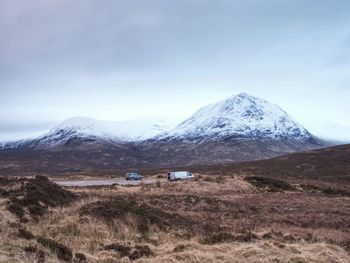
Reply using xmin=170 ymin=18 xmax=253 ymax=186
xmin=125 ymin=172 xmax=143 ymax=181
xmin=167 ymin=171 xmax=194 ymax=181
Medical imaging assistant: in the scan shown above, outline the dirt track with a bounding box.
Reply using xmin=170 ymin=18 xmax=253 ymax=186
xmin=54 ymin=178 xmax=165 ymax=187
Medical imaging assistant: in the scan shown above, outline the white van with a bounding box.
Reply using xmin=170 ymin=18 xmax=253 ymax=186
xmin=167 ymin=171 xmax=194 ymax=181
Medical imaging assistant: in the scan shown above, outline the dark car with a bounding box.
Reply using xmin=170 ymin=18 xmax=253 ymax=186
xmin=125 ymin=172 xmax=143 ymax=181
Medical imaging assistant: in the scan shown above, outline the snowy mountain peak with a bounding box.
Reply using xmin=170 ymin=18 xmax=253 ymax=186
xmin=159 ymin=93 xmax=311 ymax=141
xmin=56 ymin=116 xmax=99 ymax=130
xmin=232 ymin=92 xmax=252 ymax=99
xmin=37 ymin=116 xmax=176 ymax=147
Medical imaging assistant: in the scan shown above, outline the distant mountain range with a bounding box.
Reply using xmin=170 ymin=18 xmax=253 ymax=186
xmin=1 ymin=117 xmax=175 ymax=149
xmin=0 ymin=93 xmax=329 ymax=175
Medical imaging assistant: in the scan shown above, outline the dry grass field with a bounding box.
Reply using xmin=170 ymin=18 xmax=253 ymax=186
xmin=0 ymin=173 xmax=349 ymax=263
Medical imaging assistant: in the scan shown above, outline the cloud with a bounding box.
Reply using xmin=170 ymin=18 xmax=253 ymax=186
xmin=0 ymin=0 xmax=349 ymax=141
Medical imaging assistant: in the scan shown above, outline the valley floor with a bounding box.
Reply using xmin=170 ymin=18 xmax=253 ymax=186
xmin=0 ymin=174 xmax=349 ymax=262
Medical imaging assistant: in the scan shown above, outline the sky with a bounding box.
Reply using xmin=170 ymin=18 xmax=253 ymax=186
xmin=0 ymin=0 xmax=350 ymax=142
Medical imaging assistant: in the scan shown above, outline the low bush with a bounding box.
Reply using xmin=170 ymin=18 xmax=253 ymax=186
xmin=37 ymin=250 xmax=46 ymax=263
xmin=215 ymin=176 xmax=226 ymax=184
xmin=18 ymin=228 xmax=34 ymax=240
xmin=234 ymin=231 xmax=259 ymax=242
xmin=4 ymin=176 xmax=76 ymax=219
xmin=202 ymin=230 xmax=259 ymax=245
xmin=103 ymin=243 xmax=153 ymax=260
xmin=173 ymin=244 xmax=185 ymax=253
xmin=301 ymin=184 xmax=350 ymax=196
xmin=185 ymin=195 xmax=200 ymax=205
xmin=74 ymin=252 xmax=87 ymax=262
xmin=245 ymin=176 xmax=295 ymax=192
xmin=80 ymin=198 xmax=194 ymax=236
xmin=203 ymin=177 xmax=216 ymax=183
xmin=202 ymin=232 xmax=235 ymax=244
xmin=7 ymin=202 xmax=25 ymax=218
xmin=24 ymin=246 xmax=37 ymax=253
xmin=24 ymin=246 xmax=45 ymax=263
xmin=128 ymin=245 xmax=153 ymax=261
xmin=104 ymin=243 xmax=131 ymax=257
xmin=37 ymin=236 xmax=73 ymax=262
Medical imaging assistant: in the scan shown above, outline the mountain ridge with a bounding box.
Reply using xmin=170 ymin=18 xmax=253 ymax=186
xmin=0 ymin=116 xmax=176 ymax=149
xmin=2 ymin=93 xmax=315 ymax=148
xmin=0 ymin=93 xmax=329 ymax=175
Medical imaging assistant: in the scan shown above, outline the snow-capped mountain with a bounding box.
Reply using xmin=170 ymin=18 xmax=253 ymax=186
xmin=0 ymin=139 xmax=28 ymax=150
xmin=36 ymin=116 xmax=176 ymax=147
xmin=0 ymin=93 xmax=326 ymax=173
xmin=0 ymin=117 xmax=176 ymax=149
xmin=158 ymin=93 xmax=312 ymax=142
xmin=1 ymin=93 xmax=316 ymax=150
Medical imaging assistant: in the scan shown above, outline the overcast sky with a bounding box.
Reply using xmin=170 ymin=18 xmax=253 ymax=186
xmin=1 ymin=0 xmax=350 ymax=141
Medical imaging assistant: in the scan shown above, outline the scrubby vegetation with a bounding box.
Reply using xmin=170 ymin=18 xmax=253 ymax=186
xmin=79 ymin=198 xmax=194 ymax=237
xmin=104 ymin=243 xmax=153 ymax=260
xmin=245 ymin=176 xmax=296 ymax=192
xmin=37 ymin=236 xmax=73 ymax=261
xmin=3 ymin=175 xmax=76 ymax=221
xmin=74 ymin=252 xmax=87 ymax=262
xmin=300 ymin=183 xmax=350 ymax=196
xmin=0 ymin=173 xmax=349 ymax=262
